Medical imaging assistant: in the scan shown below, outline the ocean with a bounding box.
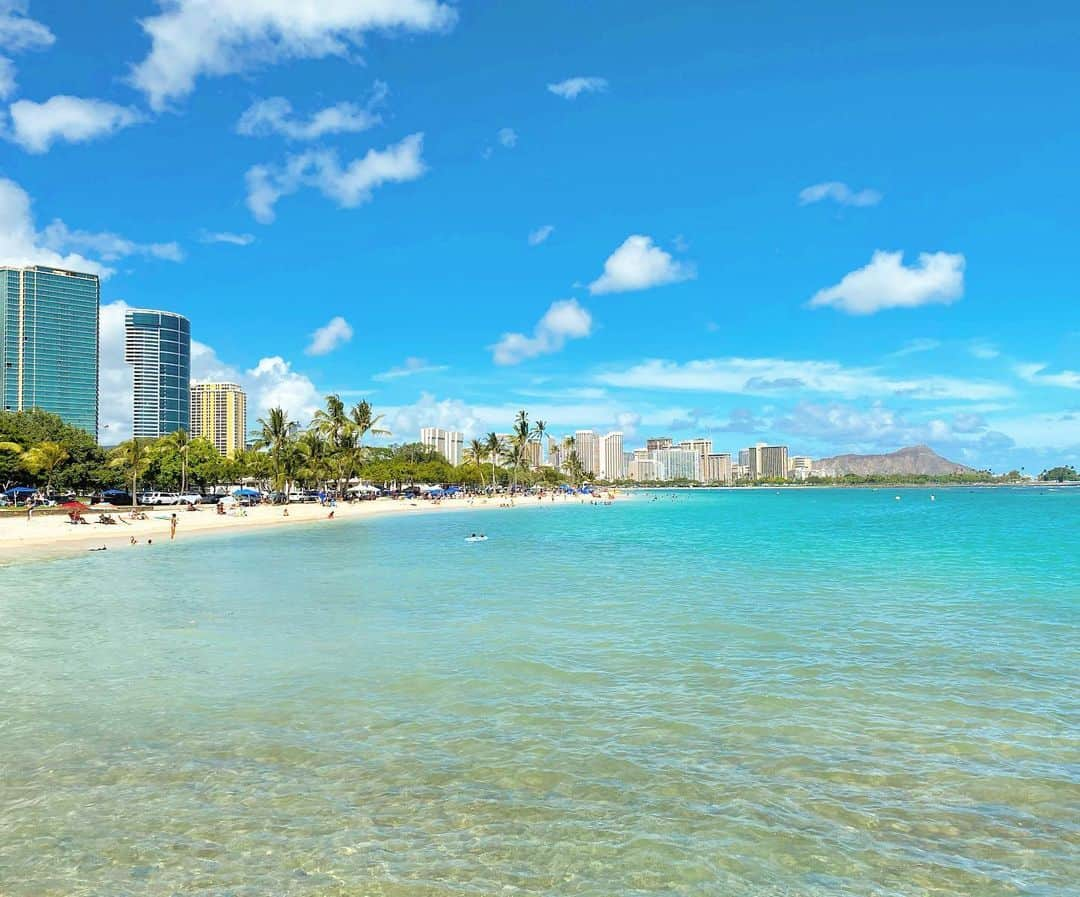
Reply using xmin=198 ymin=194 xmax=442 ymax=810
xmin=1 ymin=488 xmax=1077 ymax=896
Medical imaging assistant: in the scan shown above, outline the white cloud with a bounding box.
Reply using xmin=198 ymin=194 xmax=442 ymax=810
xmin=589 ymin=234 xmax=695 ymax=295
xmin=528 ymin=224 xmax=554 ymax=246
xmin=497 ymin=127 xmax=517 ymax=148
xmin=1015 ymin=362 xmax=1080 ymax=390
xmin=891 ymin=337 xmax=941 ymax=357
xmin=597 ymin=356 xmax=1013 ymax=401
xmin=968 ymin=341 xmax=1000 ymax=360
xmin=6 ymin=96 xmax=144 ymax=153
xmin=41 ymin=220 xmax=183 ymax=262
xmin=809 ymin=250 xmax=965 ymax=315
xmin=492 ymin=299 xmax=593 ymax=365
xmin=799 ymin=181 xmax=882 ymax=207
xmin=305 ymin=316 xmax=353 ymax=356
xmin=97 ymin=300 xmax=135 ymax=443
xmin=373 ymin=356 xmax=447 ymax=381
xmin=199 ymin=230 xmax=255 ymax=246
xmin=236 ymin=82 xmax=387 ymax=140
xmin=0 ymin=1 xmax=54 ymax=100
xmin=547 ymin=76 xmax=608 ymax=99
xmin=130 ymin=0 xmax=456 ymax=110
xmin=245 ymin=356 xmax=322 ymax=424
xmin=246 ymin=132 xmax=426 ymax=223
xmin=1 ymin=177 xmax=178 ymax=277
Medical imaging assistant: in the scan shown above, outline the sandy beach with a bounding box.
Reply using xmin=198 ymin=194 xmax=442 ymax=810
xmin=0 ymin=493 xmax=607 ymax=563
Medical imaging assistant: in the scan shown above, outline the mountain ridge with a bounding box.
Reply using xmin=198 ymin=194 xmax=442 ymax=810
xmin=813 ymin=444 xmax=975 ymax=477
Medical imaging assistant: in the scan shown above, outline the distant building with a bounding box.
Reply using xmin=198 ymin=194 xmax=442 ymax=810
xmin=420 ymin=427 xmax=463 ymax=466
xmin=547 ymin=437 xmax=563 ymax=471
xmin=705 ymin=452 xmax=733 ymax=484
xmin=732 ymin=463 xmax=750 ymax=481
xmin=647 ymin=437 xmax=674 ymax=451
xmin=191 ymin=382 xmax=246 ymax=457
xmin=125 ymin=308 xmax=191 ymax=439
xmin=760 ymin=445 xmax=790 ymax=479
xmin=1 ymin=265 xmax=100 ymax=436
xmin=575 ymin=429 xmax=600 ymax=476
xmin=679 ymin=438 xmax=713 ymax=482
xmin=790 ymin=455 xmax=813 ymax=481
xmin=738 ymin=448 xmax=751 ymax=468
xmin=650 ymin=447 xmax=701 ymax=482
xmin=599 ymin=431 xmax=625 ymax=479
xmin=629 ymin=456 xmax=658 ymax=481
xmin=522 ymin=439 xmax=541 ymax=468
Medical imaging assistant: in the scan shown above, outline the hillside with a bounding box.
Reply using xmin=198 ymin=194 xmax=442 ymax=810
xmin=813 ymin=444 xmax=975 ymax=477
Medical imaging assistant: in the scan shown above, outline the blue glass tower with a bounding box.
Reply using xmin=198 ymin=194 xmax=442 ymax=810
xmin=124 ymin=309 xmax=191 ymax=438
xmin=0 ymin=265 xmax=101 ymax=437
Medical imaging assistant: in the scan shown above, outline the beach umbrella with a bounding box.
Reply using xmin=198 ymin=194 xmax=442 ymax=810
xmin=233 ymin=488 xmax=260 ymax=497
xmin=61 ymin=501 xmax=90 ymax=510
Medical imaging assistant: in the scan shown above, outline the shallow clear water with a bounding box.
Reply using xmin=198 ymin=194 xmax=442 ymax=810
xmin=1 ymin=488 xmax=1077 ymax=896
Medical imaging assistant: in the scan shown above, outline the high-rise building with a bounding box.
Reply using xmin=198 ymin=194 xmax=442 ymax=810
xmin=679 ymin=438 xmax=713 ymax=482
xmin=649 ymin=447 xmax=701 ymax=482
xmin=574 ymin=430 xmax=600 ymax=476
xmin=547 ymin=437 xmax=563 ymax=471
xmin=420 ymin=427 xmax=463 ymax=466
xmin=522 ymin=440 xmax=541 ymax=469
xmin=738 ymin=448 xmax=751 ymax=468
xmin=743 ymin=443 xmax=767 ymax=479
xmin=125 ymin=309 xmax=191 ymax=439
xmin=790 ymin=455 xmax=813 ymax=481
xmin=599 ymin=431 xmax=625 ymax=479
xmin=759 ymin=445 xmax=790 ymax=479
xmin=647 ymin=437 xmax=674 ymax=451
xmin=705 ymin=452 xmax=733 ymax=484
xmin=191 ymin=382 xmax=247 ymax=457
xmin=0 ymin=265 xmax=100 ymax=436
xmin=629 ymin=455 xmax=658 ymax=481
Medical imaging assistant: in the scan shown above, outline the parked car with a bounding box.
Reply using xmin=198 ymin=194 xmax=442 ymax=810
xmin=139 ymin=492 xmax=181 ymax=506
xmin=176 ymin=493 xmax=201 ymax=506
xmin=90 ymin=489 xmax=133 ymax=506
xmin=198 ymin=493 xmax=224 ymax=505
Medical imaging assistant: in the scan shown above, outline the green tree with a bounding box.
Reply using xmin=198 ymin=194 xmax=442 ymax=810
xmin=255 ymin=408 xmax=299 ymax=495
xmin=464 ymin=438 xmax=487 ymax=488
xmin=484 ymin=432 xmax=505 ymax=489
xmin=21 ymin=441 xmax=69 ymax=494
xmin=1039 ymin=465 xmax=1079 ymax=482
xmin=109 ymin=439 xmax=152 ymax=506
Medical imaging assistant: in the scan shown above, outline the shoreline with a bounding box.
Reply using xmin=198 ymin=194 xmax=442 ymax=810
xmin=0 ymin=493 xmax=604 ymax=565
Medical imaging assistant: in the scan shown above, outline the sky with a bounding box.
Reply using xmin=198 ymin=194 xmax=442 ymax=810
xmin=1 ymin=0 xmax=1078 ymax=472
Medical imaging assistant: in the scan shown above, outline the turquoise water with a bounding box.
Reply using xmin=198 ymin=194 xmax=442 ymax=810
xmin=1 ymin=488 xmax=1077 ymax=896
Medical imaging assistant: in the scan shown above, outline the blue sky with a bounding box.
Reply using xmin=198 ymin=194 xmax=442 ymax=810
xmin=1 ymin=0 xmax=1078 ymax=470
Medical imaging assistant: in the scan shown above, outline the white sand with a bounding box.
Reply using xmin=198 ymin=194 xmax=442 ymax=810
xmin=0 ymin=493 xmax=608 ymax=563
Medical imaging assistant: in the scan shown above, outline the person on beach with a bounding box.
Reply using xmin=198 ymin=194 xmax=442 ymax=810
xmin=327 ymin=509 xmax=335 ymax=519
xmin=170 ymin=513 xmax=177 ymax=541
xmin=25 ymin=498 xmax=33 ymax=523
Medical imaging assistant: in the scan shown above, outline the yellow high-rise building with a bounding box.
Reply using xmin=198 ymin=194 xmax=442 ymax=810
xmin=190 ymin=382 xmax=247 ymax=457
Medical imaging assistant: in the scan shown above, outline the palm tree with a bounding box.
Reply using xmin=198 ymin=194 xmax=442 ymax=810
xmin=255 ymin=407 xmax=298 ymax=497
xmin=348 ymin=400 xmax=391 ymax=485
xmin=464 ymin=438 xmax=487 ymax=488
xmin=297 ymin=429 xmax=329 ymax=488
xmin=162 ymin=429 xmax=192 ymax=494
xmin=21 ymin=441 xmax=69 ymax=495
xmin=532 ymin=419 xmax=547 ymax=466
xmin=562 ymin=434 xmax=583 ymax=487
xmin=484 ymin=432 xmax=504 ymax=491
xmin=109 ymin=439 xmax=152 ymax=507
xmin=505 ymin=440 xmax=528 ymax=497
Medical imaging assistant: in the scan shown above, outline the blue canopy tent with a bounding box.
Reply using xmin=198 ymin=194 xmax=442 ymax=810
xmin=4 ymin=486 xmax=37 ymax=499
xmin=427 ymin=487 xmax=446 ymax=498
xmin=233 ymin=488 xmax=261 ymax=498
xmin=444 ymin=486 xmax=460 ymax=494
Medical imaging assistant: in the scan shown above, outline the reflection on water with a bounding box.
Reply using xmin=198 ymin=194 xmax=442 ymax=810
xmin=1 ymin=489 xmax=1077 ymax=895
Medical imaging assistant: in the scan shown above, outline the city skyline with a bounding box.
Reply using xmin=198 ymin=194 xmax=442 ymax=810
xmin=0 ymin=2 xmax=1078 ymax=473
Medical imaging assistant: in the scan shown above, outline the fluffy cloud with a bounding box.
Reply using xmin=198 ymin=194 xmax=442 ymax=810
xmin=0 ymin=177 xmax=179 ymax=277
xmin=528 ymin=224 xmax=554 ymax=246
xmin=246 ymin=132 xmax=426 ymax=223
xmin=0 ymin=1 xmax=54 ymax=100
xmin=547 ymin=76 xmax=608 ymax=99
xmin=41 ymin=220 xmax=182 ymax=262
xmin=589 ymin=235 xmax=695 ymax=295
xmin=7 ymin=96 xmax=144 ymax=153
xmin=236 ymin=82 xmax=386 ymax=140
xmin=305 ymin=316 xmax=353 ymax=356
xmin=891 ymin=338 xmax=941 ymax=357
xmin=809 ymin=250 xmax=965 ymax=315
xmin=199 ymin=230 xmax=254 ymax=246
xmin=497 ymin=126 xmax=517 ymax=148
xmin=798 ymin=181 xmax=882 ymax=207
xmin=373 ymin=356 xmax=448 ymax=381
xmin=492 ymin=299 xmax=593 ymax=365
xmin=1015 ymin=362 xmax=1080 ymax=390
xmin=597 ymin=356 xmax=1012 ymax=401
xmin=130 ymin=0 xmax=456 ymax=110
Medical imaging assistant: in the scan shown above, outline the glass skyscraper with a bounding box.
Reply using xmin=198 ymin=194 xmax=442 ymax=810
xmin=0 ymin=265 xmax=100 ymax=437
xmin=124 ymin=309 xmax=191 ymax=438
